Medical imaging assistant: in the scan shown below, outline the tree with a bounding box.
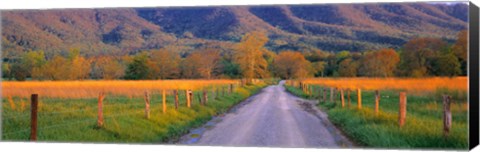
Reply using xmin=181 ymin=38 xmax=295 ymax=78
xmin=452 ymin=30 xmax=467 ymax=75
xmin=311 ymin=61 xmax=326 ymax=77
xmin=398 ymin=38 xmax=447 ymax=77
xmin=11 ymin=62 xmax=28 ymax=81
xmin=34 ymin=55 xmax=70 ymax=80
xmin=359 ymin=49 xmax=400 ymax=77
xmin=124 ymin=52 xmax=150 ymax=80
xmin=338 ymin=58 xmax=358 ymax=77
xmin=433 ymin=50 xmax=461 ymax=77
xmin=69 ymin=56 xmax=91 ymax=80
xmin=17 ymin=51 xmax=47 ymax=80
xmin=272 ymin=51 xmax=313 ymax=79
xmin=233 ymin=31 xmax=270 ymax=83
xmin=91 ymin=56 xmax=125 ymax=80
xmin=2 ymin=62 xmax=12 ymax=80
xmin=150 ymin=48 xmax=181 ymax=79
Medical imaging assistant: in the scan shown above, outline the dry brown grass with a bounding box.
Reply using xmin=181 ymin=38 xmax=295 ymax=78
xmin=295 ymin=77 xmax=467 ymax=93
xmin=2 ymin=79 xmax=238 ymax=99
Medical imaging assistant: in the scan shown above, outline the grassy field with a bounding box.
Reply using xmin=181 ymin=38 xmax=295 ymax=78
xmin=285 ymin=77 xmax=468 ymax=149
xmin=2 ymin=79 xmax=270 ymax=143
xmin=2 ymin=79 xmax=239 ymax=98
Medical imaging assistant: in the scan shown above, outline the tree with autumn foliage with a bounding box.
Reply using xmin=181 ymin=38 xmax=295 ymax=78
xmin=91 ymin=56 xmax=125 ymax=80
xmin=359 ymin=48 xmax=400 ymax=77
xmin=398 ymin=38 xmax=448 ymax=77
xmin=150 ymin=47 xmax=181 ymax=79
xmin=272 ymin=51 xmax=313 ymax=79
xmin=233 ymin=31 xmax=270 ymax=83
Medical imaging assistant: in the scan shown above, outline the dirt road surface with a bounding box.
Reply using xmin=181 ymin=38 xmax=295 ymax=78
xmin=179 ymin=80 xmax=353 ymax=148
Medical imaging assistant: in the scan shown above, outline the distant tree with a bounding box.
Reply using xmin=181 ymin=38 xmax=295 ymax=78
xmin=272 ymin=51 xmax=313 ymax=79
xmin=34 ymin=55 xmax=70 ymax=80
xmin=311 ymin=61 xmax=326 ymax=77
xmin=20 ymin=51 xmax=47 ymax=79
xmin=398 ymin=38 xmax=447 ymax=77
xmin=233 ymin=31 xmax=270 ymax=83
xmin=433 ymin=50 xmax=461 ymax=77
xmin=220 ymin=58 xmax=241 ymax=78
xmin=2 ymin=62 xmax=12 ymax=80
xmin=359 ymin=49 xmax=400 ymax=77
xmin=338 ymin=58 xmax=358 ymax=77
xmin=150 ymin=48 xmax=181 ymax=79
xmin=124 ymin=52 xmax=150 ymax=80
xmin=92 ymin=57 xmax=125 ymax=80
xmin=11 ymin=63 xmax=28 ymax=81
xmin=336 ymin=51 xmax=351 ymax=62
xmin=452 ymin=30 xmax=467 ymax=75
xmin=69 ymin=56 xmax=91 ymax=80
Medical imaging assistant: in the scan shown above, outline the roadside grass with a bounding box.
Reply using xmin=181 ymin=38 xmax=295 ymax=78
xmin=2 ymin=83 xmax=267 ymax=143
xmin=285 ymin=85 xmax=468 ymax=149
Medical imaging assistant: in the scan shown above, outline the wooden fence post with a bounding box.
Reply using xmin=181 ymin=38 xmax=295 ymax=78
xmin=162 ymin=90 xmax=167 ymax=114
xmin=341 ymin=89 xmax=345 ymax=108
xmin=230 ymin=84 xmax=233 ymax=94
xmin=174 ymin=90 xmax=179 ymax=110
xmin=97 ymin=92 xmax=105 ymax=128
xmin=203 ymin=89 xmax=208 ymax=105
xmin=186 ymin=90 xmax=192 ymax=108
xmin=357 ymin=88 xmax=362 ymax=109
xmin=144 ymin=91 xmax=150 ymax=119
xmin=443 ymin=95 xmax=452 ymax=137
xmin=30 ymin=94 xmax=38 ymax=141
xmin=375 ymin=90 xmax=380 ymax=115
xmin=347 ymin=89 xmax=351 ymax=107
xmin=330 ymin=87 xmax=334 ymax=103
xmin=399 ymin=92 xmax=407 ymax=127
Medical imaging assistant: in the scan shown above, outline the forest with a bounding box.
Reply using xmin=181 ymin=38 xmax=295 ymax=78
xmin=1 ymin=29 xmax=467 ymax=81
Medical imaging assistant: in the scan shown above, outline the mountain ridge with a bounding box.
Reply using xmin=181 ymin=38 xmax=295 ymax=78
xmin=1 ymin=3 xmax=468 ymax=58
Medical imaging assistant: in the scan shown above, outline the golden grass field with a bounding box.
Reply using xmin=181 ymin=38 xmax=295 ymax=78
xmin=296 ymin=77 xmax=467 ymax=93
xmin=2 ymin=79 xmax=239 ymax=99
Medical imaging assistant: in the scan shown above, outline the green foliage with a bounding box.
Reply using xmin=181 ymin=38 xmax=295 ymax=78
xmin=125 ymin=52 xmax=150 ymax=80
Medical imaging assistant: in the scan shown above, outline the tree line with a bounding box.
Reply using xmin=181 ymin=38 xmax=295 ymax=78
xmin=1 ymin=30 xmax=467 ymax=81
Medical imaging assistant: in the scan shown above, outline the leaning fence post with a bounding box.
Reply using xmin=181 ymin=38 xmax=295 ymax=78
xmin=97 ymin=92 xmax=105 ymax=128
xmin=162 ymin=90 xmax=167 ymax=114
xmin=341 ymin=89 xmax=345 ymax=108
xmin=443 ymin=95 xmax=452 ymax=137
xmin=30 ymin=94 xmax=38 ymax=141
xmin=229 ymin=84 xmax=233 ymax=94
xmin=357 ymin=88 xmax=362 ymax=109
xmin=399 ymin=92 xmax=407 ymax=127
xmin=144 ymin=91 xmax=150 ymax=119
xmin=174 ymin=90 xmax=179 ymax=110
xmin=375 ymin=90 xmax=380 ymax=115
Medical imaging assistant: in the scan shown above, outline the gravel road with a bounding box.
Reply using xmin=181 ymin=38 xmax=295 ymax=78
xmin=183 ymin=80 xmax=353 ymax=148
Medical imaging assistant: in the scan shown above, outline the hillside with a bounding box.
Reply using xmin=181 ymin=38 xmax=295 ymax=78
xmin=1 ymin=3 xmax=468 ymax=58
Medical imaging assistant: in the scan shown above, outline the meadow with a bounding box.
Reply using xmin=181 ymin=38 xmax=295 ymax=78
xmin=285 ymin=77 xmax=468 ymax=149
xmin=1 ymin=79 xmax=269 ymax=142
